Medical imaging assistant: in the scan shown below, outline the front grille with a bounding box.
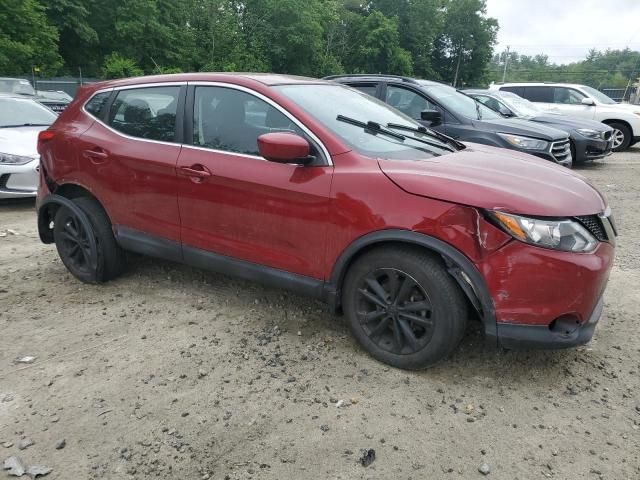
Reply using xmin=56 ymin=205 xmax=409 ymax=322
xmin=575 ymin=215 xmax=608 ymax=241
xmin=551 ymin=140 xmax=571 ymax=163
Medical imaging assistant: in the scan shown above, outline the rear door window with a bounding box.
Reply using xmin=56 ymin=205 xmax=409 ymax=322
xmin=107 ymin=86 xmax=181 ymax=142
xmin=522 ymin=86 xmax=554 ymax=103
xmin=498 ymin=86 xmax=524 ymax=97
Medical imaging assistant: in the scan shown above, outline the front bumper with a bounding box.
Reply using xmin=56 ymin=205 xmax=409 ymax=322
xmin=0 ymin=158 xmax=39 ymax=199
xmin=496 ymin=295 xmax=603 ymax=349
xmin=479 ymin=239 xmax=614 ymax=349
xmin=572 ymin=136 xmax=613 ymax=162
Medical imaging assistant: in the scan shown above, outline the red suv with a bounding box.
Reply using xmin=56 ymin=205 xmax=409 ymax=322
xmin=36 ymin=74 xmax=616 ymax=369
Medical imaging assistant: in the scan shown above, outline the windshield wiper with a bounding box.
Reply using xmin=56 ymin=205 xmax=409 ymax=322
xmin=0 ymin=123 xmax=50 ymax=128
xmin=386 ymin=123 xmax=462 ymax=151
xmin=336 ymin=115 xmax=406 ymax=140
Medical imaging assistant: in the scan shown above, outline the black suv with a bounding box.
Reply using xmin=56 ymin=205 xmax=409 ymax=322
xmin=326 ymin=75 xmax=573 ymax=167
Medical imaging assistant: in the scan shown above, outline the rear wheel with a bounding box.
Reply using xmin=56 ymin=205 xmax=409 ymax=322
xmin=609 ymin=122 xmax=631 ymax=152
xmin=342 ymin=247 xmax=467 ymax=370
xmin=53 ymin=197 xmax=126 ymax=283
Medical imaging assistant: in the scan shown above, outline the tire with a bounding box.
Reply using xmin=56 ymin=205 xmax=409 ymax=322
xmin=342 ymin=246 xmax=468 ymax=370
xmin=609 ymin=122 xmax=632 ymax=152
xmin=53 ymin=196 xmax=126 ymax=283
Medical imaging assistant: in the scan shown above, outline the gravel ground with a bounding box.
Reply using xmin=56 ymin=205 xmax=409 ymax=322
xmin=1 ymin=147 xmax=639 ymax=480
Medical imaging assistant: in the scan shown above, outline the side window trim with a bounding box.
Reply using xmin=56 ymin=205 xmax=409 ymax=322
xmin=83 ymin=83 xmax=186 ymax=147
xmin=184 ymin=81 xmax=332 ymax=166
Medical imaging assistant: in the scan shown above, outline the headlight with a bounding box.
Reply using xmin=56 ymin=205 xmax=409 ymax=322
xmin=490 ymin=211 xmax=598 ymax=253
xmin=0 ymin=153 xmax=37 ymax=165
xmin=576 ymin=128 xmax=602 ymax=139
xmin=497 ymin=133 xmax=549 ymax=150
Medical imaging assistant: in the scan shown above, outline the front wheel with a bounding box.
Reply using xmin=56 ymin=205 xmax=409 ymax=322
xmin=609 ymin=122 xmax=632 ymax=152
xmin=342 ymin=247 xmax=468 ymax=370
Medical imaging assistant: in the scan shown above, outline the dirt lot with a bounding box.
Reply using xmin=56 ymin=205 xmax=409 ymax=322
xmin=1 ymin=148 xmax=639 ymax=480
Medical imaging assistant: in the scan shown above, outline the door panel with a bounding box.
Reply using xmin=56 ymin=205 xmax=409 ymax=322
xmin=550 ymin=87 xmax=595 ymax=119
xmin=177 ymin=85 xmax=333 ymax=279
xmin=77 ymin=85 xmax=183 ymax=242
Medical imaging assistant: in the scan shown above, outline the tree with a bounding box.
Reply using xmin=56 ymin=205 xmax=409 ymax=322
xmin=431 ymin=0 xmax=498 ymax=86
xmin=0 ymin=0 xmax=62 ymax=75
xmin=102 ymin=53 xmax=144 ymax=79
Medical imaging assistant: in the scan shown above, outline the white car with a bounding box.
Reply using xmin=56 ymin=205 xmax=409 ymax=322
xmin=489 ymin=82 xmax=640 ymax=151
xmin=0 ymin=94 xmax=57 ymax=199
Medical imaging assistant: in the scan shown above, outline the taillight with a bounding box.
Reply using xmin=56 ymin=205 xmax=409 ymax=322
xmin=37 ymin=130 xmax=56 ymax=154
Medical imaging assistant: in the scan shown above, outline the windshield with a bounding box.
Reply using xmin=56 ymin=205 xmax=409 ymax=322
xmin=497 ymin=92 xmax=541 ymax=117
xmin=581 ymin=86 xmax=617 ymax=105
xmin=0 ymin=97 xmax=57 ymax=127
xmin=0 ymin=79 xmax=36 ymax=96
xmin=422 ymin=85 xmax=501 ymax=120
xmin=274 ymin=84 xmax=454 ymax=159
xmin=37 ymin=90 xmax=72 ymax=101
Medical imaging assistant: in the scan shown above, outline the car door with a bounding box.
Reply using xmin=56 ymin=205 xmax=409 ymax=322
xmin=175 ymin=84 xmax=333 ymax=279
xmin=77 ymin=84 xmax=184 ymax=244
xmin=550 ymin=86 xmax=595 ymax=119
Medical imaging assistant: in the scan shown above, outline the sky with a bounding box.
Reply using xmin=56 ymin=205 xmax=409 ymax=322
xmin=485 ymin=0 xmax=640 ymax=64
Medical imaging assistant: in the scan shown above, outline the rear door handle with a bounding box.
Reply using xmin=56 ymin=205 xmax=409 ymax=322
xmin=83 ymin=148 xmax=109 ymax=164
xmin=178 ymin=164 xmax=212 ymax=179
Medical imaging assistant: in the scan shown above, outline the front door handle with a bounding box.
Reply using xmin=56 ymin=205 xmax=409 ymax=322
xmin=178 ymin=164 xmax=212 ymax=181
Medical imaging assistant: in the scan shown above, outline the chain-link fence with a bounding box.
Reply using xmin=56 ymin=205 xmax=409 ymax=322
xmin=13 ymin=76 xmax=101 ymax=97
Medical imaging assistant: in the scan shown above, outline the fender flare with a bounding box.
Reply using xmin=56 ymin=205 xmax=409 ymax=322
xmin=37 ymin=194 xmax=99 ymax=272
xmin=325 ymin=229 xmax=497 ymax=342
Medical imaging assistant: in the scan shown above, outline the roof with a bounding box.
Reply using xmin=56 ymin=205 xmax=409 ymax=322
xmin=494 ymin=82 xmax=587 ymax=88
xmin=90 ymin=73 xmax=328 ymax=90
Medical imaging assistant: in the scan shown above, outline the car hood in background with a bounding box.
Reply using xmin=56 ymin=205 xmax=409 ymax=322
xmin=473 ymin=117 xmax=569 ymax=141
xmin=0 ymin=126 xmax=44 ymax=157
xmin=378 ymin=142 xmax=606 ymax=217
xmin=530 ymin=115 xmax=613 ymax=132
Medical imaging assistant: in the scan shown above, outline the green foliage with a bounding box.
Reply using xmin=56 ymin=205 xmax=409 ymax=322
xmin=1 ymin=0 xmax=501 ymax=83
xmin=0 ymin=0 xmax=62 ymax=75
xmin=487 ymin=48 xmax=640 ymax=88
xmin=102 ymin=53 xmax=144 ymax=79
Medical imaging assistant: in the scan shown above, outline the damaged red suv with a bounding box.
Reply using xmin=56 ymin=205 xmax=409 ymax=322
xmin=36 ymin=74 xmax=616 ymax=369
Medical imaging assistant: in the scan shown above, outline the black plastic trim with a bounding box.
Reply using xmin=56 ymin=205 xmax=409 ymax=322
xmin=326 ymin=229 xmax=497 ymax=341
xmin=497 ymin=296 xmax=603 ymax=350
xmin=114 ymin=227 xmax=325 ymax=299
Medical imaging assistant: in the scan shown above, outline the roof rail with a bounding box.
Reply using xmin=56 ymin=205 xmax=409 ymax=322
xmin=323 ymin=74 xmax=419 ymax=85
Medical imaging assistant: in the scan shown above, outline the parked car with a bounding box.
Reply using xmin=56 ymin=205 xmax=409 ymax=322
xmin=326 ymin=75 xmax=573 ymax=167
xmin=0 ymin=94 xmax=57 ymax=199
xmin=36 ymin=74 xmax=616 ymax=369
xmin=36 ymin=90 xmax=73 ymax=113
xmin=489 ymin=82 xmax=640 ymax=151
xmin=466 ymin=89 xmax=613 ymax=164
xmin=0 ymin=77 xmax=36 ymax=97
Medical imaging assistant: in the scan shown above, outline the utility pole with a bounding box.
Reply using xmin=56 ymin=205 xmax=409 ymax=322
xmin=502 ymin=46 xmax=510 ymax=83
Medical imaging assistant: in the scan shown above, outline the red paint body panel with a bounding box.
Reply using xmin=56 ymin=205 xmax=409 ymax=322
xmin=37 ymin=73 xmax=615 ymax=337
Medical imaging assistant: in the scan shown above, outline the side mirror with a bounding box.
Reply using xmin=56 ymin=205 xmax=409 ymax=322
xmin=257 ymin=132 xmax=313 ymax=165
xmin=420 ymin=109 xmax=442 ymax=126
xmin=581 ymin=98 xmax=595 ymax=106
xmin=499 ymin=108 xmax=515 ymax=117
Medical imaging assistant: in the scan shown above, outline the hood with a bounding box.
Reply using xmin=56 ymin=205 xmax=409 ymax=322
xmin=531 ymin=115 xmax=613 ymax=132
xmin=0 ymin=126 xmax=43 ymax=157
xmin=474 ymin=117 xmax=568 ymax=141
xmin=378 ymin=142 xmax=606 ymax=217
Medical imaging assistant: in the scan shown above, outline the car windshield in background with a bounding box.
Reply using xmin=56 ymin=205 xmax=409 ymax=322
xmin=0 ymin=79 xmax=36 ymax=96
xmin=0 ymin=98 xmax=58 ymax=127
xmin=497 ymin=92 xmax=541 ymax=117
xmin=581 ymin=85 xmax=617 ymax=105
xmin=421 ymin=84 xmax=501 ymax=121
xmin=37 ymin=90 xmax=73 ymax=101
xmin=274 ymin=84 xmax=454 ymax=160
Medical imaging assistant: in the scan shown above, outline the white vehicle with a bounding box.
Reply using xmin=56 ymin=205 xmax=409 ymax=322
xmin=489 ymin=82 xmax=640 ymax=151
xmin=0 ymin=94 xmax=57 ymax=199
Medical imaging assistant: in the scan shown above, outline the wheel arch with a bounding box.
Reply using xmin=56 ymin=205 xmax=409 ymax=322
xmin=325 ymin=230 xmax=497 ymax=342
xmin=601 ymin=118 xmax=632 ymax=133
xmin=37 ymin=182 xmax=107 ymax=244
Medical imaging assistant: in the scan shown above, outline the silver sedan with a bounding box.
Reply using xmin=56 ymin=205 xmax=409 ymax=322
xmin=0 ymin=95 xmax=57 ymax=199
